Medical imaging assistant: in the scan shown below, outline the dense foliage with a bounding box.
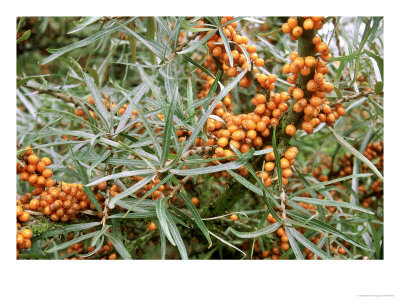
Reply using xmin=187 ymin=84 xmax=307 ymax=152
xmin=16 ymin=16 xmax=383 ymax=260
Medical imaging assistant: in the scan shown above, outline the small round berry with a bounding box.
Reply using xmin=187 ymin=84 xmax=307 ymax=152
xmin=292 ymin=26 xmax=303 ymax=37
xmin=303 ymin=18 xmax=314 ymax=30
xmin=264 ymin=162 xmax=275 ymax=172
xmin=287 ymin=17 xmax=298 ymax=29
xmin=285 ymin=124 xmax=296 ymax=136
xmin=301 ymin=121 xmax=314 ymax=134
xmin=247 ymin=45 xmax=257 ymax=53
xmin=27 ymin=155 xmax=39 ymax=165
xmin=191 ymin=197 xmax=200 ymax=206
xmin=148 ymin=222 xmax=157 ymax=231
xmin=42 ymin=169 xmax=53 ymax=178
xmin=21 ymin=229 xmax=33 ymax=239
xmin=255 ymin=58 xmax=264 ymax=67
xmin=18 ymin=212 xmax=30 ymax=222
xmin=41 ymin=157 xmax=52 ymax=166
xmin=230 ymin=214 xmax=238 ymax=221
xmin=292 ymin=88 xmax=304 ymax=100
xmin=281 ymin=23 xmax=291 ymax=33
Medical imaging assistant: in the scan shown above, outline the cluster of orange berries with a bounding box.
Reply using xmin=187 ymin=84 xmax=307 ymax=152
xmin=40 ymin=183 xmax=102 ymax=222
xmin=202 ymin=16 xmax=275 ymax=90
xmin=281 ymin=17 xmax=324 ymax=41
xmin=62 ymin=239 xmax=117 ymax=260
xmin=337 ymin=141 xmax=383 ymax=208
xmin=16 ymin=193 xmax=34 ymax=256
xmin=282 ymin=27 xmax=345 ymax=134
xmin=129 ymin=175 xmax=171 ymax=201
xmin=17 ymin=146 xmax=54 ymax=195
xmin=257 ymin=146 xmax=298 ymax=187
xmin=16 ymin=226 xmax=33 ymax=257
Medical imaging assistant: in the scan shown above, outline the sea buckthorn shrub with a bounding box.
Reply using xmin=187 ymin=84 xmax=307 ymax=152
xmin=16 ymin=16 xmax=383 ymax=260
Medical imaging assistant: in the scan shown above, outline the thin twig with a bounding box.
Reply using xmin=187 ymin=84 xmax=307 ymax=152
xmin=23 ymin=84 xmax=80 ymax=106
xmin=330 ymin=90 xmax=376 ymax=107
xmin=162 ymin=31 xmax=201 ymax=69
xmin=279 ymin=189 xmax=287 ymax=220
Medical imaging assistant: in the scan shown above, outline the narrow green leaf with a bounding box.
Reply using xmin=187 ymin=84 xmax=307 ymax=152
xmin=155 ymin=198 xmax=176 ymax=246
xmin=69 ymin=17 xmax=102 ymax=34
xmin=39 ymin=18 xmax=133 ymax=65
xmin=104 ymin=231 xmax=132 ymax=260
xmin=165 ymin=210 xmax=188 ymax=260
xmin=82 ymin=71 xmax=110 ymax=129
xmin=109 ymin=211 xmax=157 ymax=219
xmin=209 ymin=231 xmax=246 ymax=258
xmin=285 ymin=226 xmax=304 ymax=259
xmin=170 ymin=160 xmax=244 ymax=176
xmin=180 ymin=191 xmax=212 ymax=246
xmin=108 ymin=176 xmax=153 ymax=209
xmin=219 ymin=27 xmax=233 ymax=67
xmin=178 ymin=29 xmax=218 ymax=54
xmin=120 ymin=23 xmax=170 ymax=58
xmin=230 ymin=222 xmax=280 ymax=239
xmin=288 ymin=173 xmax=372 ymax=200
xmin=272 ymin=126 xmax=282 ymax=190
xmin=46 ymin=231 xmax=98 ymax=253
xmin=290 ymin=196 xmax=373 ymax=214
xmin=17 ymin=30 xmax=31 ymax=43
xmin=86 ymin=169 xmax=154 ymax=187
xmin=88 ymin=150 xmax=111 ymax=177
xmin=69 ymin=147 xmax=102 ymax=212
xmin=35 ymin=222 xmax=100 ymax=240
xmin=182 ymin=69 xmax=247 ymax=154
xmin=328 ymin=127 xmax=383 ymax=181
xmin=160 ymin=92 xmax=176 ymax=167
xmin=287 ymin=210 xmax=372 ymax=251
xmin=287 ymin=227 xmax=331 ymax=260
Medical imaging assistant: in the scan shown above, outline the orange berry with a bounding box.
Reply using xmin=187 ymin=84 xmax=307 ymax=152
xmin=230 ymin=214 xmax=238 ymax=221
xmin=302 ymin=121 xmax=314 ymax=134
xmin=292 ymin=26 xmax=303 ymax=37
xmin=289 ymin=51 xmax=298 ymax=62
xmin=247 ymin=45 xmax=257 ymax=53
xmin=281 ymin=23 xmax=291 ymax=33
xmin=191 ymin=197 xmax=200 ymax=206
xmin=212 ymin=47 xmax=222 ymax=57
xmin=304 ymin=56 xmax=316 ymax=67
xmin=42 ymin=169 xmax=53 ymax=178
xmin=280 ymin=158 xmax=290 ymax=169
xmin=285 ymin=125 xmax=296 ymax=136
xmin=307 ymin=80 xmax=318 ymax=92
xmin=282 ymin=63 xmax=291 ymax=74
xmin=217 ymin=137 xmax=229 ymax=148
xmin=41 ymin=157 xmax=52 ymax=166
xmin=28 ymin=174 xmax=38 ymax=185
xmin=312 ymin=36 xmax=321 ymax=45
xmin=255 ymin=94 xmax=267 ymax=104
xmin=255 ymin=58 xmax=264 ymax=67
xmin=264 ymin=162 xmax=275 ymax=172
xmin=29 ymin=199 xmax=40 ymax=210
xmin=21 ymin=229 xmax=33 ymax=239
xmin=303 ymin=18 xmax=314 ymax=30
xmin=293 ymin=57 xmax=304 ymax=69
xmin=18 ymin=212 xmax=30 ymax=222
xmin=27 ymin=155 xmax=39 ymax=165
xmin=282 ymin=168 xmax=293 ymax=178
xmin=287 ymin=17 xmax=298 ymax=29
xmin=227 ymin=67 xmax=237 ymax=77
xmin=148 ymin=222 xmax=157 ymax=231
xmin=292 ymin=88 xmax=304 ymax=100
